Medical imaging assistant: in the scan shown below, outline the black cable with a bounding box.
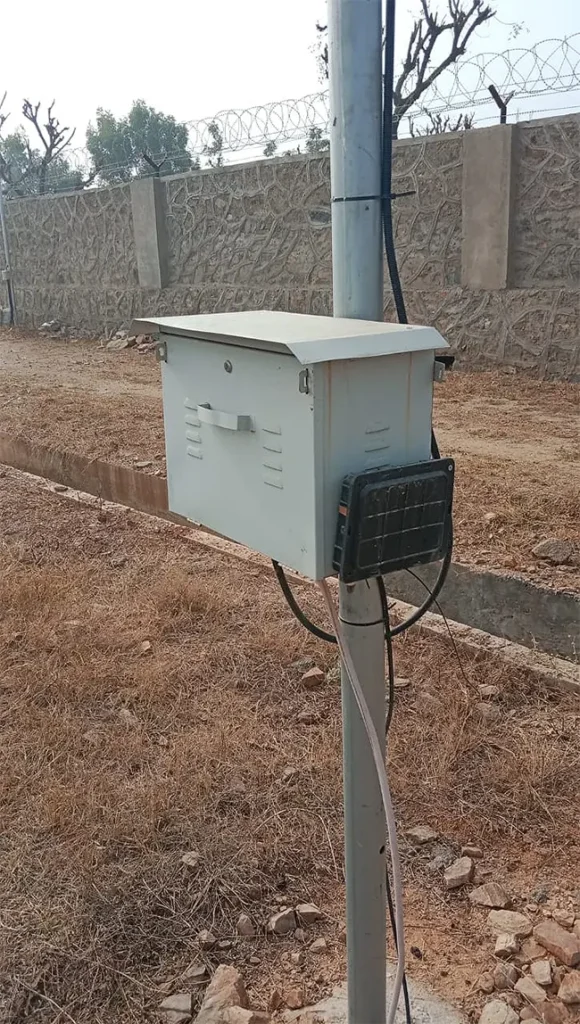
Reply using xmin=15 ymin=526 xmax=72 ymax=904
xmin=381 ymin=0 xmax=450 ymax=638
xmin=377 ymin=577 xmax=395 ymax=737
xmin=272 ymin=560 xmax=337 ymax=645
xmin=389 ymin=522 xmax=453 ymax=638
xmin=405 ymin=566 xmax=473 ymax=691
xmin=382 ymin=0 xmax=407 ymax=326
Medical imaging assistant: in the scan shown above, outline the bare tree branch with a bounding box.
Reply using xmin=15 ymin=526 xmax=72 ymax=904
xmin=22 ymin=99 xmax=77 ymax=193
xmin=314 ymin=0 xmax=495 ymax=136
xmin=393 ymin=0 xmax=494 ymax=131
xmin=409 ymin=109 xmax=474 ymax=136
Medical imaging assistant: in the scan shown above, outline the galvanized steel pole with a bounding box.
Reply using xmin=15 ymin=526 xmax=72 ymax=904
xmin=328 ymin=1 xmax=387 ymax=1021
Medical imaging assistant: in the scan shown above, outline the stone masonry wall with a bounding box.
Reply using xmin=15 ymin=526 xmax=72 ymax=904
xmin=4 ymin=113 xmax=579 ymax=379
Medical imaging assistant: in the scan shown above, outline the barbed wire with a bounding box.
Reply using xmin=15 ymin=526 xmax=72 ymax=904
xmin=3 ymin=33 xmax=580 ymax=194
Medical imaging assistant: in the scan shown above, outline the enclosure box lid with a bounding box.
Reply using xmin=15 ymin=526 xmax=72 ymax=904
xmin=131 ymin=310 xmax=447 ymax=365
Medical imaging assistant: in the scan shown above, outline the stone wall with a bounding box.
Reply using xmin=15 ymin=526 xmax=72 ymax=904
xmin=4 ymin=113 xmax=579 ymax=378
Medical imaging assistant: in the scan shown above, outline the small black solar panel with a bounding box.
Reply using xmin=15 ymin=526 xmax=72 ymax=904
xmin=333 ymin=459 xmax=454 ymax=583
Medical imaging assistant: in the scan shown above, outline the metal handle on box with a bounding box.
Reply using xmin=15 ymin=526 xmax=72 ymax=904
xmin=197 ymin=403 xmax=252 ymax=432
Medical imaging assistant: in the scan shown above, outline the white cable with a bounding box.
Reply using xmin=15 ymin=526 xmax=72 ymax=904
xmin=319 ymin=579 xmax=406 ymax=1024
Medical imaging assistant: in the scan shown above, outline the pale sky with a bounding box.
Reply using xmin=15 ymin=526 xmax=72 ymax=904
xmin=1 ymin=0 xmax=578 ymax=144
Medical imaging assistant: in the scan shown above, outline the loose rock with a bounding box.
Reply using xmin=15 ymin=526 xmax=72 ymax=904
xmin=493 ymin=964 xmax=519 ymax=991
xmin=268 ymin=909 xmax=296 ymax=935
xmin=470 ymin=883 xmax=511 ymax=909
xmin=268 ymin=991 xmax=282 ymax=1012
xmin=542 ymin=1000 xmax=570 ymax=1023
xmin=195 ymin=966 xmax=249 ymax=1024
xmin=223 ymin=1011 xmax=270 ymax=1024
xmin=40 ymin=319 xmax=61 ymax=333
xmin=558 ymin=970 xmax=580 ymax=1004
xmin=427 ymin=848 xmax=455 ymax=873
xmin=530 ymin=961 xmax=552 ymax=987
xmin=181 ymin=851 xmax=201 ymax=870
xmin=134 ymin=460 xmax=153 ymax=469
xmin=285 ymin=988 xmax=304 ymax=1010
xmin=407 ymin=825 xmax=439 ymax=845
xmin=393 ymin=676 xmax=411 ymax=689
xmin=495 ymin=934 xmax=520 ymax=959
xmin=183 ymin=962 xmax=208 ymax=983
xmin=532 ymin=539 xmax=574 ymax=565
xmin=140 ymin=639 xmax=152 ymax=655
xmin=198 ymin=929 xmax=217 ymax=950
xmin=552 ymin=909 xmax=575 ymax=929
xmin=518 ymin=938 xmax=547 ymax=964
xmin=237 ymin=913 xmax=255 ymax=938
xmin=477 ymin=972 xmax=495 ymax=994
xmin=106 ymin=335 xmax=133 ymax=351
xmin=462 ymin=844 xmax=484 ymax=859
xmin=444 ymin=856 xmax=474 ymax=890
xmin=488 ymin=911 xmax=533 ymax=938
xmin=533 ymin=920 xmax=580 ymax=967
xmin=301 ymin=667 xmax=325 ymax=690
xmin=552 ymin=966 xmax=567 ymax=989
xmin=160 ymin=993 xmax=192 ymax=1014
xmin=294 ymin=927 xmax=306 ymax=942
xmin=477 ymin=1000 xmax=519 ymax=1024
xmin=309 ymin=937 xmax=328 ymax=954
xmin=290 ymin=951 xmax=303 ymax=965
xmin=519 ymin=1010 xmax=541 ymax=1022
xmin=296 ymin=903 xmax=322 ymax=924
xmin=514 ymin=976 xmax=547 ymax=1006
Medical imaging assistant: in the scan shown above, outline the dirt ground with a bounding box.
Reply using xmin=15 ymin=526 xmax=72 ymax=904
xmin=1 ymin=327 xmax=578 ymax=593
xmin=1 ymin=467 xmax=580 ymax=1023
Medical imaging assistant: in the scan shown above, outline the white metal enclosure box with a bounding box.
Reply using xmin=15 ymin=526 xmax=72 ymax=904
xmin=133 ymin=310 xmax=447 ymax=579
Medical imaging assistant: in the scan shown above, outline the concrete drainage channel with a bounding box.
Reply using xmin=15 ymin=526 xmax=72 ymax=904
xmin=0 ymin=432 xmax=578 ymax=687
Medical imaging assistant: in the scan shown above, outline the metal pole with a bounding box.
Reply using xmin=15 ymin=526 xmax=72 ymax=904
xmin=328 ymin=2 xmax=386 ymax=1022
xmin=0 ymin=185 xmax=15 ymax=324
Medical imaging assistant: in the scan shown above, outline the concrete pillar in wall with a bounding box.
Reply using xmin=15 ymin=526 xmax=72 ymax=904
xmin=130 ymin=177 xmax=169 ymax=290
xmin=461 ymin=125 xmax=515 ymax=290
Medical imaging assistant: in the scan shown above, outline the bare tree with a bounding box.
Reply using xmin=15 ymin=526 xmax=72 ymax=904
xmin=409 ymin=109 xmax=474 ymax=135
xmin=1 ymin=98 xmax=96 ymax=194
xmin=393 ymin=0 xmax=493 ymax=135
xmin=315 ymin=0 xmax=494 ymax=136
xmin=21 ymin=100 xmax=77 ymax=194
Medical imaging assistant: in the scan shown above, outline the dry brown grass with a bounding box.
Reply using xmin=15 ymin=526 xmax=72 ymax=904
xmin=1 ymin=471 xmax=579 ymax=1022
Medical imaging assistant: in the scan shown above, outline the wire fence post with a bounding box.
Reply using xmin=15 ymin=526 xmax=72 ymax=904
xmin=0 ymin=185 xmax=15 ymax=324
